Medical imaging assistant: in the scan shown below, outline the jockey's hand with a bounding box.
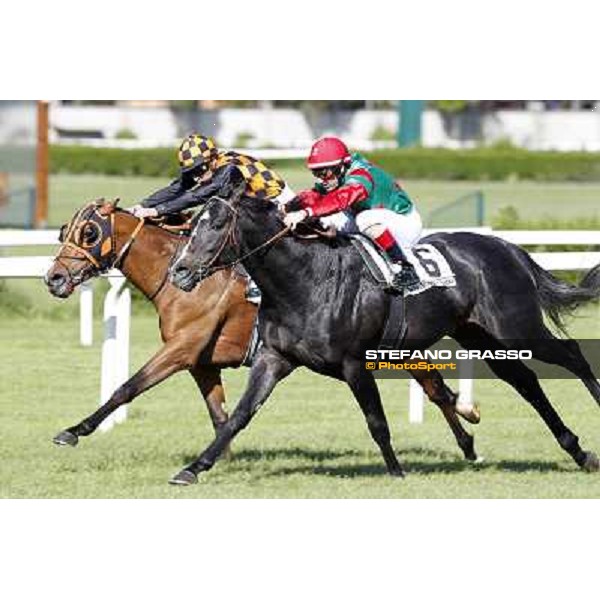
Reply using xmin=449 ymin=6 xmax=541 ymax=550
xmin=129 ymin=205 xmax=158 ymax=219
xmin=283 ymin=209 xmax=308 ymax=230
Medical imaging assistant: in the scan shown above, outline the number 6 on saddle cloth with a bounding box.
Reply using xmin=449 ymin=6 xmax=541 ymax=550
xmin=349 ymin=235 xmax=457 ymax=350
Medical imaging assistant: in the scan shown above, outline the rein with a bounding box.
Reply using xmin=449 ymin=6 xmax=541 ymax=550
xmin=194 ymin=196 xmax=292 ymax=277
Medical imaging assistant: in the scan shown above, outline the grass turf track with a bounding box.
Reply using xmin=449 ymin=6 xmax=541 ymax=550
xmin=1 ymin=302 xmax=599 ymax=498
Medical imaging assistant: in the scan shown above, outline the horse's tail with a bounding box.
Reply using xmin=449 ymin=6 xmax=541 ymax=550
xmin=580 ymin=262 xmax=600 ymax=292
xmin=519 ymin=249 xmax=600 ymax=336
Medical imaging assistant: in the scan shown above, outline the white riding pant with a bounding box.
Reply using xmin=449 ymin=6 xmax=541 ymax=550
xmin=355 ymin=207 xmax=423 ymax=249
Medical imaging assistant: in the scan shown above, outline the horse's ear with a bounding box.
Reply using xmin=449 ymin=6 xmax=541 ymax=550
xmin=230 ymin=181 xmax=246 ymax=206
xmin=98 ymin=200 xmax=116 ymax=216
xmin=112 ymin=198 xmax=121 ymax=208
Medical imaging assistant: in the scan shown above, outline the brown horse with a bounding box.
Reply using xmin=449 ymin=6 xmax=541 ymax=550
xmin=45 ymin=199 xmax=257 ymax=447
xmin=45 ymin=199 xmax=479 ymax=478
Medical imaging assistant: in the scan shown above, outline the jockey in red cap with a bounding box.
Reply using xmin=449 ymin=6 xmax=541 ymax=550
xmin=284 ymin=136 xmax=422 ymax=290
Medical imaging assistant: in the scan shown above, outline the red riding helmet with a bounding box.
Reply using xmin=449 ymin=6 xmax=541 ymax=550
xmin=307 ymin=137 xmax=351 ymax=170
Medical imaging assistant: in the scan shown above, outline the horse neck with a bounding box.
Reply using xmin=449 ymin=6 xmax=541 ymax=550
xmin=238 ymin=211 xmax=316 ymax=304
xmin=114 ymin=214 xmax=178 ymax=302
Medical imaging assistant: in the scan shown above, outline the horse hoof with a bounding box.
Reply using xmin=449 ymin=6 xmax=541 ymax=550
xmin=456 ymin=402 xmax=481 ymax=425
xmin=582 ymin=452 xmax=599 ymax=472
xmin=389 ymin=466 xmax=406 ymax=478
xmin=53 ymin=430 xmax=79 ymax=447
xmin=169 ymin=469 xmax=198 ymax=486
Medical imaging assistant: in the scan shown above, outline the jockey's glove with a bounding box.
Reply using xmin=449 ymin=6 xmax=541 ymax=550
xmin=283 ymin=209 xmax=308 ymax=230
xmin=129 ymin=205 xmax=158 ymax=219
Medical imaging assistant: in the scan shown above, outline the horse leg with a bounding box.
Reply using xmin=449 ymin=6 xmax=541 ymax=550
xmin=454 ymin=327 xmax=599 ymax=471
xmin=169 ymin=347 xmax=295 ymax=485
xmin=522 ymin=329 xmax=600 ymax=407
xmin=190 ymin=365 xmax=232 ymax=459
xmin=53 ymin=340 xmax=188 ymax=446
xmin=489 ymin=359 xmax=597 ymax=470
xmin=343 ymin=360 xmax=405 ymax=477
xmin=410 ymin=369 xmax=478 ymax=461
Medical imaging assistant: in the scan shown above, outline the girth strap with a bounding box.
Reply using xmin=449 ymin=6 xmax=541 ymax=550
xmin=378 ymin=294 xmax=407 ymax=352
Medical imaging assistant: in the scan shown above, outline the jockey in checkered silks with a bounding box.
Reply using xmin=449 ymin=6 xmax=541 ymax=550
xmin=129 ymin=133 xmax=295 ymax=303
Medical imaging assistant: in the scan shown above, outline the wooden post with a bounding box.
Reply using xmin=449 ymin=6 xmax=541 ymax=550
xmin=35 ymin=101 xmax=49 ymax=228
xmin=0 ymin=172 xmax=8 ymax=208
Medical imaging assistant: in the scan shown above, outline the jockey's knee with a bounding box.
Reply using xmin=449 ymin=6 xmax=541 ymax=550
xmin=355 ymin=212 xmax=386 ymax=239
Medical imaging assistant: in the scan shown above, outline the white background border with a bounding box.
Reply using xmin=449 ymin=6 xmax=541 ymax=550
xmin=2 ymin=1 xmax=598 ymax=598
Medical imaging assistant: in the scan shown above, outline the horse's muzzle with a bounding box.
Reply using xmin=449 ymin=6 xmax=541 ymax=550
xmin=45 ymin=272 xmax=74 ymax=298
xmin=170 ymin=264 xmax=200 ymax=292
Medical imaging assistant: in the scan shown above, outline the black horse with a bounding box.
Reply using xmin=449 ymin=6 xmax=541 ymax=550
xmin=168 ymin=195 xmax=600 ymax=484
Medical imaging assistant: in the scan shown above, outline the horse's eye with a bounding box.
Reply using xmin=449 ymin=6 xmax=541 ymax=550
xmin=211 ymin=214 xmax=228 ymax=229
xmin=211 ymin=207 xmax=229 ymax=229
xmin=81 ymin=224 xmax=99 ymax=246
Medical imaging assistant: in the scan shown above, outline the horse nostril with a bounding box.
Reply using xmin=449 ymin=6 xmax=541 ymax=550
xmin=48 ymin=273 xmax=66 ymax=286
xmin=174 ymin=264 xmax=190 ymax=277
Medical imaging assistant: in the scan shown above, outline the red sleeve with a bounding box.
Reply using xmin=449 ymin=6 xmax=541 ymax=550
xmin=296 ymin=189 xmax=322 ymax=209
xmin=305 ymin=183 xmax=369 ymax=218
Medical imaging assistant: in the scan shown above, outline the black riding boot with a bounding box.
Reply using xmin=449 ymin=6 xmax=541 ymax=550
xmin=373 ymin=230 xmax=421 ymax=292
xmin=392 ymin=260 xmax=420 ymax=290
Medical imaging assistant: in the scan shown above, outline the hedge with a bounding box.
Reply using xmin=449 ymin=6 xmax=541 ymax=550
xmin=50 ymin=146 xmax=181 ymax=178
xmin=365 ymin=147 xmax=600 ymax=181
xmin=50 ymin=145 xmax=600 ymax=182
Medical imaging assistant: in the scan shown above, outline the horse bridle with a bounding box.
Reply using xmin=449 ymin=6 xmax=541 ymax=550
xmin=56 ymin=202 xmax=145 ymax=286
xmin=190 ymin=196 xmax=292 ymax=278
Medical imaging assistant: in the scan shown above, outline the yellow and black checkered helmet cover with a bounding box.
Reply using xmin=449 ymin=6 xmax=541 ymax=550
xmin=178 ymin=134 xmax=218 ymax=173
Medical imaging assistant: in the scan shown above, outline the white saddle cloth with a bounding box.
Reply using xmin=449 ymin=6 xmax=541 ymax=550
xmin=352 ymin=237 xmax=457 ymax=295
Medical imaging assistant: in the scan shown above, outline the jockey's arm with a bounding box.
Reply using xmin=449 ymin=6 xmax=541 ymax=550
xmin=153 ymin=164 xmax=245 ymax=216
xmin=301 ymin=182 xmax=369 ymax=218
xmin=141 ymin=176 xmax=194 ymax=209
xmin=285 ymin=189 xmax=321 ymax=213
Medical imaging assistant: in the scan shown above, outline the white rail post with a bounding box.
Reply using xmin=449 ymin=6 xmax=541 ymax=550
xmin=458 ymin=361 xmax=474 ymax=410
xmin=114 ymin=287 xmax=131 ymax=424
xmin=409 ymin=379 xmax=424 ymax=423
xmin=99 ymin=276 xmax=129 ymax=432
xmin=79 ymin=281 xmax=93 ymax=346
